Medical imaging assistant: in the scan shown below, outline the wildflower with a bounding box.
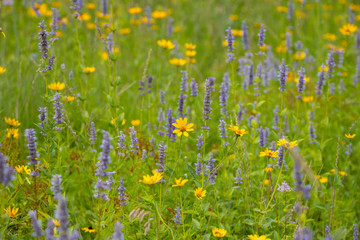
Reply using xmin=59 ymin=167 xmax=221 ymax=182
xmin=15 ymin=165 xmax=31 ymax=175
xmin=229 ymin=125 xmax=248 ymax=137
xmin=169 ymin=58 xmax=186 ymax=66
xmin=50 ymin=174 xmax=62 ymax=199
xmin=0 ymin=66 xmax=6 ymax=74
xmin=309 ymin=123 xmax=316 ymax=144
xmin=0 ymin=151 xmax=15 ymax=186
xmin=113 ymin=222 xmax=124 ymax=239
xmin=118 ymin=177 xmax=126 ymax=206
xmin=242 ymin=21 xmax=249 ymax=50
xmin=219 ymin=73 xmax=230 ymax=116
xmin=302 ymin=96 xmax=314 ymax=102
xmin=277 ymin=138 xmax=298 ymax=149
xmin=128 ymin=7 xmax=142 ymax=14
xmin=172 ymin=118 xmax=194 ymax=137
xmin=195 ymin=154 xmax=203 ymax=175
xmin=218 ymin=119 xmax=229 ymax=146
xmin=83 ymin=67 xmax=95 ymax=74
xmin=185 ymin=43 xmax=196 ymax=49
xmin=53 ymin=93 xmax=63 ymax=131
xmin=38 ymin=20 xmax=48 ymax=60
xmin=152 ymin=10 xmax=167 ymax=18
xmin=172 ymin=177 xmax=188 ymax=187
xmin=157 ymin=39 xmax=175 ymax=49
xmin=248 ymin=235 xmax=271 ymax=240
xmin=62 ymin=96 xmax=75 ymax=103
xmin=48 ymin=82 xmax=66 ymax=91
xmin=177 ymin=92 xmax=186 ymax=117
xmin=345 ymin=133 xmax=356 ymax=139
xmin=6 ymin=128 xmax=19 ymax=139
xmin=339 ymin=24 xmax=357 ymax=35
xmin=258 ymin=24 xmax=266 ymax=48
xmin=278 ymin=59 xmax=288 ymax=91
xmin=29 ymin=210 xmax=44 ymax=237
xmin=278 ymin=181 xmax=292 ymax=192
xmin=207 ymin=154 xmax=217 ymax=183
xmin=129 ymin=126 xmax=138 ymax=153
xmin=52 ymin=219 xmax=60 ymax=227
xmin=46 ymin=218 xmax=55 ymax=240
xmin=4 ymin=206 xmax=20 ymax=218
xmin=202 ymin=78 xmax=214 ymax=120
xmin=139 ymin=170 xmax=163 ymax=185
xmin=277 ymin=6 xmax=288 ymax=12
xmin=259 ymin=148 xmax=279 ymax=158
xmin=194 ymin=187 xmax=206 ymax=200
xmin=173 ymin=207 xmax=182 ymax=225
xmin=319 ymin=177 xmax=328 ymax=183
xmin=131 ymin=120 xmax=140 ymax=126
xmin=212 ymin=228 xmax=227 ymax=238
xmin=119 ymin=28 xmax=131 ymax=35
xmin=4 ymin=117 xmax=21 ymax=127
xmin=294 ymin=51 xmax=306 ymax=60
xmin=354 ymin=224 xmax=359 ymax=240
xmin=225 ymin=27 xmax=234 ymax=51
xmin=263 ymin=179 xmax=270 ymax=185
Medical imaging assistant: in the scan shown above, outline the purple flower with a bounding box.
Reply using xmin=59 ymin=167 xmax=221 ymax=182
xmin=258 ymin=126 xmax=265 ymax=148
xmin=178 ymin=92 xmax=186 ymax=118
xmin=147 ymin=76 xmax=153 ymax=93
xmin=225 ymin=27 xmax=234 ymax=51
xmin=241 ymin=21 xmax=249 ymax=50
xmin=197 ymin=134 xmax=204 ymax=151
xmin=38 ymin=20 xmax=48 ymax=59
xmin=113 ymin=222 xmax=124 ymax=240
xmin=195 ymin=153 xmax=203 ymax=175
xmin=316 ymin=65 xmax=326 ymax=96
xmin=190 ymin=78 xmax=198 ymax=97
xmin=53 ymin=93 xmax=63 ymax=131
xmin=273 ymin=106 xmax=280 ymax=128
xmin=46 ymin=218 xmax=55 ymax=240
xmin=258 ymin=24 xmax=266 ymax=47
xmin=0 ymin=151 xmax=15 ymax=186
xmin=294 ymin=227 xmax=313 ymax=240
xmin=309 ymin=123 xmax=316 ymax=144
xmin=118 ymin=177 xmax=127 ymax=206
xmin=218 ymin=119 xmax=229 ymax=146
xmin=354 ymin=224 xmax=359 ymax=240
xmin=207 ymin=154 xmax=216 ymax=183
xmin=277 ymin=181 xmax=292 ymax=192
xmin=29 ymin=210 xmax=44 ymax=238
xmin=160 ymin=90 xmax=165 ymax=104
xmin=286 ymin=32 xmax=292 ymax=53
xmin=219 ymin=72 xmax=230 ymax=116
xmin=25 ymin=129 xmax=40 ymax=166
xmin=248 ymin=64 xmax=254 ymax=85
xmin=102 ymin=0 xmax=108 ymax=16
xmin=129 ymin=127 xmax=138 ymax=154
xmin=327 ymin=48 xmax=336 ymax=78
xmin=156 ymin=141 xmax=167 ymax=181
xmin=202 ymin=78 xmax=214 ymax=120
xmin=56 ymin=196 xmax=70 ymax=240
xmin=173 ymin=207 xmax=182 ymax=225
xmin=325 ymin=226 xmax=333 ymax=240
xmin=180 ymin=70 xmax=188 ymax=92
xmin=168 ymin=18 xmax=173 ymax=37
xmin=354 ymin=56 xmax=360 ymax=86
xmin=278 ymin=59 xmax=287 ymax=91
xmin=234 ymin=167 xmax=243 ymax=189
xmin=50 ymin=174 xmax=62 ymax=199
xmin=296 ymin=67 xmax=306 ymax=99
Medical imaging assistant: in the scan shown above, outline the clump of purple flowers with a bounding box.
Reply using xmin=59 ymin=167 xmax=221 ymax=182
xmin=0 ymin=151 xmax=15 ymax=186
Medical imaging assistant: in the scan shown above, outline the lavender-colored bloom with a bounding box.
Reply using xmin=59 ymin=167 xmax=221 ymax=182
xmin=38 ymin=107 xmax=47 ymax=129
xmin=96 ymin=131 xmax=112 ymax=177
xmin=354 ymin=56 xmax=360 ymax=86
xmin=218 ymin=119 xmax=229 ymax=146
xmin=46 ymin=55 xmax=55 ymax=71
xmin=145 ymin=6 xmax=152 ymax=25
xmin=294 ymin=227 xmax=313 ymax=240
xmin=139 ymin=80 xmax=146 ymax=96
xmin=195 ymin=153 xmax=203 ymax=175
xmin=258 ymin=127 xmax=265 ymax=148
xmin=50 ymin=8 xmax=59 ymax=39
xmin=226 ymin=52 xmax=235 ymax=62
xmin=225 ymin=27 xmax=234 ymax=51
xmin=129 ymin=127 xmax=138 ymax=154
xmin=106 ymin=32 xmax=113 ymax=52
xmin=156 ymin=141 xmax=167 ymax=179
xmin=219 ymin=73 xmax=230 ymax=116
xmin=89 ymin=121 xmax=97 ymax=148
xmin=316 ymin=65 xmax=326 ymax=96
xmin=273 ymin=105 xmax=279 ymax=129
xmin=118 ymin=177 xmax=127 ymax=206
xmin=337 ymin=49 xmax=345 ymax=68
xmin=309 ymin=123 xmax=316 ymax=144
xmin=166 ymin=108 xmax=176 ymax=139
xmin=106 ymin=171 xmax=116 ymax=190
xmin=56 ymin=196 xmax=69 ymax=240
xmin=354 ymin=224 xmax=359 ymax=240
xmin=25 ymin=129 xmax=40 ymax=167
xmin=329 ymin=83 xmax=335 ymax=94
xmin=285 ymin=32 xmax=292 ymax=53
xmin=303 ymin=185 xmax=311 ymax=199
xmin=46 ymin=218 xmax=55 ymax=240
xmin=256 ymin=112 xmax=261 ymax=124
xmin=345 ymin=143 xmax=352 ymax=156
xmin=237 ymin=103 xmax=243 ymax=122
xmin=207 ymin=154 xmax=216 ymax=183
xmin=53 ymin=93 xmax=63 ymax=131
xmin=270 ymin=141 xmax=276 ymax=151
xmin=117 ymin=131 xmax=126 ymax=152
xmin=325 ymin=226 xmax=333 ymax=240
xmin=295 ymin=41 xmax=303 ymax=50
xmin=277 ymin=145 xmax=285 ymax=168
xmin=356 ymin=31 xmax=360 ymax=50
xmin=29 ymin=210 xmax=44 ymax=237
xmin=278 ymin=59 xmax=287 ymax=91
xmin=293 ymin=161 xmax=303 ymax=192
xmin=102 ymin=0 xmax=108 ymax=16
xmin=147 ymin=76 xmax=153 ymax=93
xmin=160 ymin=90 xmax=165 ymax=104
xmin=296 ymin=67 xmax=306 ymax=99
xmin=350 ymin=7 xmax=355 ymax=24
xmin=50 ymin=174 xmax=62 ymax=199
xmin=248 ymin=64 xmax=254 ymax=85
xmin=173 ymin=207 xmax=182 ymax=225
xmin=287 ymin=1 xmax=294 ymax=21
xmin=197 ymin=134 xmax=204 ymax=151
xmin=258 ymin=24 xmax=266 ymax=47
xmin=248 ymin=115 xmax=255 ymax=128
xmin=242 ymin=77 xmax=248 ymax=91
xmin=113 ymin=222 xmax=124 ymax=240
xmin=277 ymin=181 xmax=291 ymax=192
xmin=38 ymin=20 xmax=48 ymax=59
xmin=69 ymin=231 xmax=80 ymax=240
xmin=190 ymin=78 xmax=198 ymax=97
xmin=178 ymin=92 xmax=186 ymax=117
xmin=0 ymin=151 xmax=15 ymax=186
xmin=202 ymin=78 xmax=213 ymax=120
xmin=264 ymin=127 xmax=269 ymax=146
xmin=327 ymin=48 xmax=336 ymax=78
xmin=241 ymin=21 xmax=249 ymax=50
xmin=180 ymin=70 xmax=188 ymax=92
xmin=234 ymin=167 xmax=243 ymax=189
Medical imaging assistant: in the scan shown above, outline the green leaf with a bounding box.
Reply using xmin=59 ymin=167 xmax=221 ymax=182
xmin=192 ymin=218 xmax=200 ymax=231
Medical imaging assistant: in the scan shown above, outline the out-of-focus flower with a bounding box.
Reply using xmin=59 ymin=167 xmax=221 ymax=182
xmin=231 ymin=29 xmax=243 ymax=36
xmin=128 ymin=7 xmax=142 ymax=15
xmin=172 ymin=178 xmax=188 ymax=187
xmin=276 ymin=6 xmax=288 ymax=12
xmin=48 ymin=82 xmax=66 ymax=91
xmin=4 ymin=206 xmax=20 ymax=218
xmin=212 ymin=228 xmax=227 ymax=238
xmin=302 ymin=96 xmax=314 ymax=102
xmin=323 ymin=33 xmax=337 ymax=41
xmin=0 ymin=67 xmax=6 ymax=74
xmin=4 ymin=117 xmax=21 ymax=127
xmin=83 ymin=67 xmax=96 ymax=74
xmin=131 ymin=120 xmax=140 ymax=126
xmin=62 ymin=96 xmax=75 ymax=103
xmin=339 ymin=24 xmax=358 ymax=35
xmin=152 ymin=10 xmax=167 ymax=19
xmin=139 ymin=170 xmax=163 ymax=185
xmin=169 ymin=58 xmax=186 ymax=66
xmin=185 ymin=43 xmax=196 ymax=49
xmin=345 ymin=133 xmax=356 ymax=139
xmin=259 ymin=148 xmax=279 ymax=158
xmin=194 ymin=187 xmax=206 ymax=200
xmin=6 ymin=128 xmax=19 ymax=139
xmin=294 ymin=51 xmax=306 ymax=60
xmin=119 ymin=28 xmax=131 ymax=35
xmin=82 ymin=227 xmax=96 ymax=233
xmin=157 ymin=39 xmax=175 ymax=49
xmin=86 ymin=3 xmax=96 ymax=10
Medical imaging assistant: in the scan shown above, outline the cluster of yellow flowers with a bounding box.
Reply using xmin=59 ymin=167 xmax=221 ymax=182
xmin=4 ymin=117 xmax=21 ymax=139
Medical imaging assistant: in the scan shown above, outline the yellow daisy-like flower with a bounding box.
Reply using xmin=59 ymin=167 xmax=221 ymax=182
xmin=82 ymin=227 xmax=96 ymax=233
xmin=4 ymin=117 xmax=21 ymax=127
xmin=345 ymin=133 xmax=356 ymax=139
xmin=302 ymin=96 xmax=314 ymax=103
xmin=277 ymin=138 xmax=298 ymax=149
xmin=263 ymin=179 xmax=270 ymax=185
xmin=48 ymin=82 xmax=66 ymax=91
xmin=231 ymin=29 xmax=243 ymax=36
xmin=62 ymin=96 xmax=75 ymax=103
xmin=128 ymin=7 xmax=142 ymax=15
xmin=131 ymin=120 xmax=140 ymax=126
xmin=229 ymin=125 xmax=248 ymax=137
xmin=295 ymin=76 xmax=310 ymax=83
xmin=6 ymin=128 xmax=19 ymax=139
xmin=248 ymin=234 xmax=271 ymax=240
xmin=259 ymin=148 xmax=278 ymax=158
xmin=0 ymin=66 xmax=6 ymax=75
xmin=83 ymin=67 xmax=96 ymax=74
xmin=264 ymin=167 xmax=273 ymax=173
xmin=229 ymin=14 xmax=239 ymax=21
xmin=4 ymin=206 xmax=20 ymax=218
xmin=185 ymin=50 xmax=196 ymax=57
xmin=331 ymin=169 xmax=348 ymax=176
xmin=86 ymin=23 xmax=96 ymax=30
xmin=294 ymin=51 xmax=306 ymax=60
xmin=319 ymin=177 xmax=328 ymax=183
xmin=323 ymin=33 xmax=337 ymax=41
xmin=339 ymin=24 xmax=358 ymax=35
xmin=157 ymin=39 xmax=175 ymax=49
xmin=15 ymin=165 xmax=31 ymax=175
xmin=78 ymin=13 xmax=91 ymax=21
xmin=52 ymin=219 xmax=61 ymax=227
xmin=185 ymin=43 xmax=196 ymax=50
xmin=86 ymin=3 xmax=96 ymax=10
xmin=139 ymin=170 xmax=163 ymax=185
xmin=152 ymin=10 xmax=167 ymax=19
xmin=119 ymin=28 xmax=131 ymax=35
xmin=194 ymin=187 xmax=206 ymax=200
xmin=276 ymin=6 xmax=288 ymax=13
xmin=212 ymin=228 xmax=227 ymax=238
xmin=110 ymin=118 xmax=117 ymax=125
xmin=172 ymin=178 xmax=189 ymax=187
xmin=172 ymin=118 xmax=194 ymax=137
xmin=169 ymin=58 xmax=187 ymax=66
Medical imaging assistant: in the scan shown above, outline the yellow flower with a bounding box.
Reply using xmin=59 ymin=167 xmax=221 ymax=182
xmin=62 ymin=96 xmax=75 ymax=103
xmin=259 ymin=45 xmax=268 ymax=51
xmin=345 ymin=133 xmax=356 ymax=139
xmin=231 ymin=29 xmax=243 ymax=36
xmin=157 ymin=39 xmax=175 ymax=49
xmin=295 ymin=77 xmax=310 ymax=83
xmin=194 ymin=187 xmax=206 ymax=200
xmin=222 ymin=40 xmax=236 ymax=47
xmin=78 ymin=13 xmax=91 ymax=21
xmin=229 ymin=14 xmax=239 ymax=21
xmin=83 ymin=67 xmax=96 ymax=74
xmin=276 ymin=44 xmax=287 ymax=53
xmin=277 ymin=138 xmax=298 ymax=149
xmin=6 ymin=128 xmax=19 ymax=139
xmin=172 ymin=118 xmax=194 ymax=137
xmin=259 ymin=148 xmax=278 ymax=158
xmin=110 ymin=118 xmax=117 ymax=125
xmin=302 ymin=96 xmax=314 ymax=103
xmin=139 ymin=170 xmax=163 ymax=185
xmin=185 ymin=50 xmax=196 ymax=57
xmin=48 ymin=82 xmax=66 ymax=91
xmin=339 ymin=24 xmax=358 ymax=35
xmin=0 ymin=66 xmax=6 ymax=75
xmin=128 ymin=7 xmax=142 ymax=15
xmin=264 ymin=167 xmax=273 ymax=173
xmin=96 ymin=12 xmax=111 ymax=19
xmin=330 ymin=169 xmax=348 ymax=176
xmin=323 ymin=33 xmax=337 ymax=41
xmin=229 ymin=125 xmax=248 ymax=137
xmin=248 ymin=234 xmax=271 ymax=240
xmin=172 ymin=178 xmax=188 ymax=187
xmin=294 ymin=51 xmax=306 ymax=60
xmin=86 ymin=3 xmax=96 ymax=10
xmin=295 ymin=10 xmax=306 ymax=18
xmin=4 ymin=117 xmax=21 ymax=127
xmin=15 ymin=165 xmax=31 ymax=175
xmin=100 ymin=52 xmax=109 ymax=60
xmin=119 ymin=28 xmax=131 ymax=35
xmin=188 ymin=58 xmax=196 ymax=64
xmin=152 ymin=10 xmax=167 ymax=19
xmin=4 ymin=206 xmax=20 ymax=218
xmin=122 ymin=119 xmax=126 ymax=125
xmin=212 ymin=228 xmax=227 ymax=238
xmin=82 ymin=227 xmax=96 ymax=233
xmin=319 ymin=177 xmax=328 ymax=183
xmin=263 ymin=179 xmax=270 ymax=185
xmin=185 ymin=43 xmax=196 ymax=50
xmin=52 ymin=219 xmax=61 ymax=227
xmin=276 ymin=6 xmax=288 ymax=13
xmin=169 ymin=58 xmax=187 ymax=66
xmin=1 ymin=30 xmax=5 ymax=38
xmin=86 ymin=23 xmax=96 ymax=30
xmin=131 ymin=120 xmax=140 ymax=126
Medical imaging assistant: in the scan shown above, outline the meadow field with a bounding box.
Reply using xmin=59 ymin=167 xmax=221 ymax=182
xmin=0 ymin=0 xmax=360 ymax=239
